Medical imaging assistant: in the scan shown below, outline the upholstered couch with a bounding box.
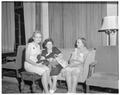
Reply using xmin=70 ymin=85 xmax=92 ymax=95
xmin=86 ymin=46 xmax=119 ymax=92
xmin=3 ymin=46 xmax=118 ymax=93
xmin=2 ymin=46 xmax=96 ymax=93
xmin=57 ymin=48 xmax=96 ymax=86
xmin=57 ymin=46 xmax=118 ymax=92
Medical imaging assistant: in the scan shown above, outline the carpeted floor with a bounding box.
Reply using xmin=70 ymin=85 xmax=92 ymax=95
xmin=2 ymin=81 xmax=20 ymax=93
xmin=2 ymin=79 xmax=82 ymax=93
xmin=2 ymin=77 xmax=118 ymax=94
xmin=2 ymin=80 xmax=72 ymax=93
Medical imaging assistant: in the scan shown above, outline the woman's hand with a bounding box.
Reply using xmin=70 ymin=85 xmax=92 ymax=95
xmin=51 ymin=64 xmax=57 ymax=68
xmin=52 ymin=58 xmax=57 ymax=62
xmin=70 ymin=59 xmax=82 ymax=63
xmin=68 ymin=63 xmax=83 ymax=68
xmin=40 ymin=56 xmax=45 ymax=60
xmin=68 ymin=63 xmax=76 ymax=67
xmin=36 ymin=61 xmax=43 ymax=66
xmin=48 ymin=58 xmax=54 ymax=62
xmin=48 ymin=58 xmax=58 ymax=68
xmin=69 ymin=60 xmax=83 ymax=67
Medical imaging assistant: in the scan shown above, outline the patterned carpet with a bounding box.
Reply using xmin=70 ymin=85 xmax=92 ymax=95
xmin=2 ymin=81 xmax=20 ymax=93
xmin=2 ymin=77 xmax=118 ymax=94
xmin=2 ymin=79 xmax=82 ymax=93
xmin=2 ymin=80 xmax=73 ymax=93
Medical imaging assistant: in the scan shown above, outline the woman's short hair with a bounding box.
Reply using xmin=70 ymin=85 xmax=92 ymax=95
xmin=32 ymin=30 xmax=41 ymax=38
xmin=74 ymin=37 xmax=87 ymax=48
xmin=42 ymin=38 xmax=54 ymax=49
xmin=28 ymin=30 xmax=41 ymax=43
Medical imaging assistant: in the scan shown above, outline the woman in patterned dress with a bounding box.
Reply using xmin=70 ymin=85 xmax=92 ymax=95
xmin=41 ymin=38 xmax=63 ymax=93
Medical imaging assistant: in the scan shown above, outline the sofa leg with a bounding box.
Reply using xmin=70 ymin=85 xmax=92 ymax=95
xmin=86 ymin=85 xmax=90 ymax=93
xmin=82 ymin=82 xmax=86 ymax=93
xmin=20 ymin=79 xmax=25 ymax=92
xmin=32 ymin=81 xmax=37 ymax=93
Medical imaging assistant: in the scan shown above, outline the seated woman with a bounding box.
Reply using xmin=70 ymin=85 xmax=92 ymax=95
xmin=65 ymin=38 xmax=89 ymax=93
xmin=24 ymin=31 xmax=50 ymax=93
xmin=41 ymin=38 xmax=63 ymax=93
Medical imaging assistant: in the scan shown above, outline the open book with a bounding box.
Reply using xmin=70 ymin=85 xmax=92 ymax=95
xmin=55 ymin=57 xmax=68 ymax=68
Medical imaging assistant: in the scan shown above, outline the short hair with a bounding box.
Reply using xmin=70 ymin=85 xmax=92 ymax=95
xmin=28 ymin=30 xmax=41 ymax=43
xmin=42 ymin=38 xmax=54 ymax=49
xmin=74 ymin=37 xmax=87 ymax=48
xmin=32 ymin=30 xmax=41 ymax=38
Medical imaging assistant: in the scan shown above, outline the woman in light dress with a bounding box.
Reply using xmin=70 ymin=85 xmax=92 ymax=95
xmin=65 ymin=38 xmax=89 ymax=93
xmin=24 ymin=31 xmax=50 ymax=93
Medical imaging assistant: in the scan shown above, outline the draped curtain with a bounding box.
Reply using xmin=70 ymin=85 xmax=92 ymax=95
xmin=2 ymin=2 xmax=15 ymax=53
xmin=23 ymin=2 xmax=36 ymax=43
xmin=49 ymin=2 xmax=107 ymax=48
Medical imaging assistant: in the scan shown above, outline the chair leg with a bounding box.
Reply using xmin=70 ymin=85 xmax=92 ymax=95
xmin=16 ymin=70 xmax=22 ymax=92
xmin=17 ymin=77 xmax=22 ymax=93
xmin=83 ymin=82 xmax=87 ymax=93
xmin=32 ymin=81 xmax=37 ymax=93
xmin=20 ymin=79 xmax=25 ymax=92
xmin=21 ymin=79 xmax=31 ymax=93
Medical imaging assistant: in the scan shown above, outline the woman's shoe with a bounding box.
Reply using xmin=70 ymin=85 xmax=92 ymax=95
xmin=67 ymin=91 xmax=71 ymax=94
xmin=49 ymin=89 xmax=55 ymax=93
xmin=49 ymin=88 xmax=56 ymax=93
xmin=42 ymin=90 xmax=45 ymax=93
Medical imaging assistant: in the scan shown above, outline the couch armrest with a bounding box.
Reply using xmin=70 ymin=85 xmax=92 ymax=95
xmin=87 ymin=60 xmax=97 ymax=78
xmin=6 ymin=56 xmax=16 ymax=62
xmin=90 ymin=60 xmax=97 ymax=65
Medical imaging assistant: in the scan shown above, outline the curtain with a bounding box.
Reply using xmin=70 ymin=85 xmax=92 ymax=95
xmin=2 ymin=2 xmax=15 ymax=53
xmin=49 ymin=2 xmax=107 ymax=49
xmin=85 ymin=3 xmax=107 ymax=48
xmin=49 ymin=3 xmax=63 ymax=48
xmin=36 ymin=3 xmax=41 ymax=31
xmin=23 ymin=2 xmax=36 ymax=43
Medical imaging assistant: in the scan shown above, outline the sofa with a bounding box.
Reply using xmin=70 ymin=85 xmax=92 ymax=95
xmin=2 ymin=46 xmax=96 ymax=93
xmin=57 ymin=48 xmax=96 ymax=88
xmin=86 ymin=46 xmax=119 ymax=92
xmin=57 ymin=46 xmax=118 ymax=93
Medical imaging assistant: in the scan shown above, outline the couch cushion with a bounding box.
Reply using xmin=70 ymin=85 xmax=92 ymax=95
xmin=2 ymin=62 xmax=19 ymax=69
xmin=60 ymin=48 xmax=74 ymax=61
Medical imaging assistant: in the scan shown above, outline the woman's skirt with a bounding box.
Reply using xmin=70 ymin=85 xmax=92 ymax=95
xmin=24 ymin=61 xmax=49 ymax=75
xmin=50 ymin=64 xmax=63 ymax=76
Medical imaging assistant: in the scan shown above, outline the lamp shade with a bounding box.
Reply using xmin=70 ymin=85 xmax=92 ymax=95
xmin=100 ymin=16 xmax=118 ymax=30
